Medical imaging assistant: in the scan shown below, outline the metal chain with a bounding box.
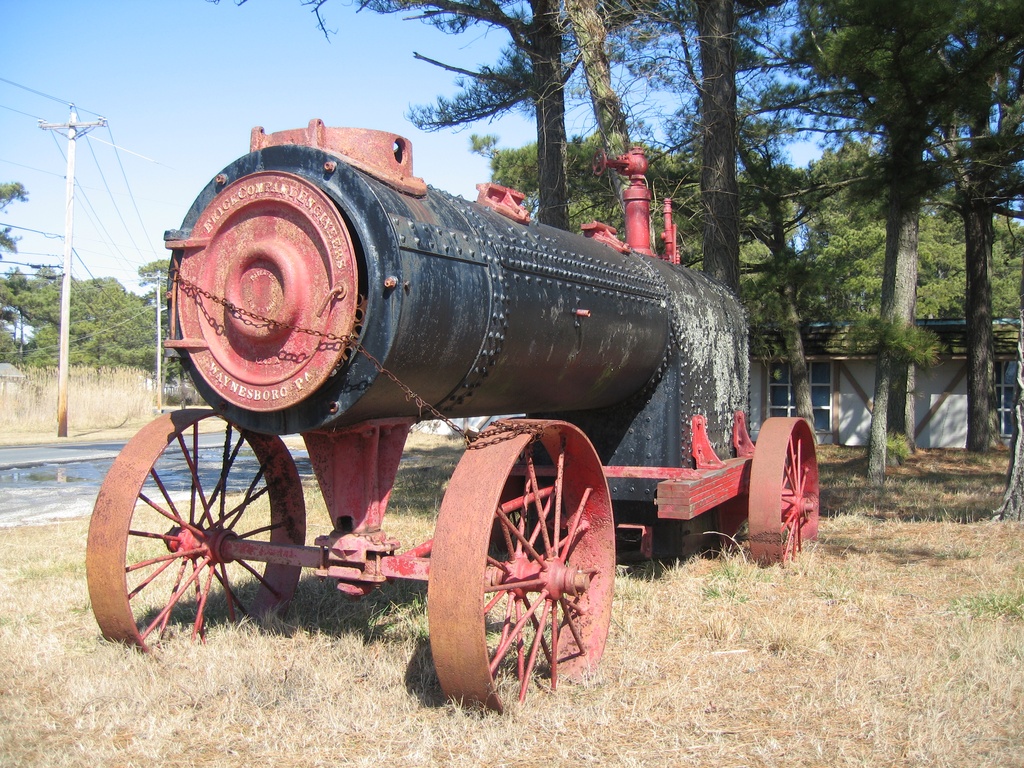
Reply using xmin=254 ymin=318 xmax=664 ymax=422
xmin=172 ymin=271 xmax=541 ymax=448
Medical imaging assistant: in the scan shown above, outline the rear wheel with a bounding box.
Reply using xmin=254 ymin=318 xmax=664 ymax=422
xmin=748 ymin=418 xmax=819 ymax=564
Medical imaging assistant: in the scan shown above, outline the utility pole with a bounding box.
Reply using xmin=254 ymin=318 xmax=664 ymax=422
xmin=39 ymin=105 xmax=106 ymax=437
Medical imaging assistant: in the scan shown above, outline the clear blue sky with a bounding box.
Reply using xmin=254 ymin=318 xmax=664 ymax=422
xmin=1 ymin=0 xmax=538 ymax=293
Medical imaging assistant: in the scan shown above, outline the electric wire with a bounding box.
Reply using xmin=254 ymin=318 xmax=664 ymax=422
xmin=84 ymin=135 xmax=147 ymax=263
xmin=0 ymin=102 xmax=46 ymax=120
xmin=73 ymin=249 xmax=97 ymax=281
xmin=88 ymin=132 xmax=165 ymax=166
xmin=0 ymin=157 xmax=65 ymax=177
xmin=0 ymin=260 xmax=58 ymax=271
xmin=103 ymin=127 xmax=162 ymax=259
xmin=13 ymin=248 xmax=154 ymax=358
xmin=47 ymin=131 xmax=137 ymax=277
xmin=1 ymin=157 xmax=168 ymax=203
xmin=43 ymin=117 xmax=157 ymax=287
xmin=19 ymin=304 xmax=155 ymax=357
xmin=0 ymin=76 xmax=71 ymax=106
xmin=3 ymin=80 xmax=158 ymax=366
xmin=0 ymin=76 xmax=103 ymax=118
xmin=1 ymin=250 xmax=61 ymax=259
xmin=1 ymin=223 xmax=63 ymax=239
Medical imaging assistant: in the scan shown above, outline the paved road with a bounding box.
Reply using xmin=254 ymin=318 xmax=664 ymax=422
xmin=0 ymin=440 xmax=129 ymax=471
xmin=0 ymin=440 xmax=135 ymax=528
xmin=0 ymin=436 xmax=310 ymax=528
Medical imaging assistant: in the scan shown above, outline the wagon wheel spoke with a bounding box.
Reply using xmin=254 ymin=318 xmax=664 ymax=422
xmin=138 ymin=554 xmax=210 ymax=644
xmin=126 ymin=554 xmax=179 ymax=601
xmin=524 ymin=454 xmax=554 ymax=556
xmin=748 ymin=418 xmax=820 ymax=565
xmin=193 ymin=563 xmax=219 ymax=641
xmin=520 ymin=599 xmax=552 ymax=703
xmin=138 ymin=486 xmax=201 ymax=540
xmin=86 ymin=410 xmax=306 ymax=651
xmin=207 ymin=426 xmax=246 ymax=518
xmin=174 ymin=428 xmax=211 ymax=530
xmin=222 ymin=467 xmax=270 ymax=532
xmin=429 ymin=420 xmax=615 ymax=712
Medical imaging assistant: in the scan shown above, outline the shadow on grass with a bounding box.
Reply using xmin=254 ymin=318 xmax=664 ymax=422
xmin=817 ymin=446 xmax=1007 ymax=523
xmin=130 ymin=568 xmax=445 ymax=705
xmin=816 ymin=535 xmax=977 ymax=567
xmin=281 ymin=572 xmax=445 ymax=704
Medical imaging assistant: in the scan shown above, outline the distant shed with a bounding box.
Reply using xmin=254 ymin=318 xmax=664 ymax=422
xmin=0 ymin=363 xmax=27 ymax=395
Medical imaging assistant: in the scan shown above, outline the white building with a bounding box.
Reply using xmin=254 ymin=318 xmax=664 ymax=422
xmin=748 ymin=320 xmax=1020 ymax=448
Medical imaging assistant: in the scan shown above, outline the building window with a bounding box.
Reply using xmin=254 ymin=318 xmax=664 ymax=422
xmin=996 ymin=361 xmax=1019 ymax=439
xmin=769 ymin=362 xmax=832 ymax=432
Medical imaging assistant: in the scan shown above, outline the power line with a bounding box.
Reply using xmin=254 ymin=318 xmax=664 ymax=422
xmin=2 ymin=251 xmax=61 ymax=259
xmin=72 ymin=181 xmax=139 ymax=272
xmin=0 ymin=259 xmax=58 ymax=270
xmin=47 ymin=130 xmax=139 ymax=275
xmin=0 ymin=76 xmax=71 ymax=106
xmin=48 ymin=125 xmax=151 ymax=277
xmin=1 ymin=223 xmax=63 ymax=239
xmin=84 ymin=135 xmax=147 ymax=263
xmin=0 ymin=157 xmax=172 ymax=204
xmin=88 ymin=132 xmax=167 ymax=167
xmin=73 ymin=249 xmax=97 ymax=281
xmin=18 ymin=305 xmax=154 ymax=355
xmin=0 ymin=102 xmax=46 ymax=121
xmin=104 ymin=127 xmax=162 ymax=260
xmin=0 ymin=76 xmax=104 ymax=118
xmin=0 ymin=157 xmax=65 ymax=177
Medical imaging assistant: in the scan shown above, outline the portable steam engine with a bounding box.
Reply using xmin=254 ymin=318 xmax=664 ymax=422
xmin=86 ymin=121 xmax=819 ymax=711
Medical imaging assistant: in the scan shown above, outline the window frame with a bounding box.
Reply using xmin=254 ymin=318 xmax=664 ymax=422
xmin=767 ymin=361 xmax=833 ymax=433
xmin=996 ymin=360 xmax=1019 ymax=439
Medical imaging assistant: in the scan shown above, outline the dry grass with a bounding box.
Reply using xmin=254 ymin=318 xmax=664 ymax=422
xmin=1 ymin=442 xmax=1022 ymax=767
xmin=0 ymin=367 xmax=156 ymax=444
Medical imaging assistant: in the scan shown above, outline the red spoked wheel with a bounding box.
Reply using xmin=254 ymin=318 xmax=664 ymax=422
xmin=86 ymin=409 xmax=306 ymax=650
xmin=428 ymin=420 xmax=615 ymax=712
xmin=748 ymin=417 xmax=819 ymax=565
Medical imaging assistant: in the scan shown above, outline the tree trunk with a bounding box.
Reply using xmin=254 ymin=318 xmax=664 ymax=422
xmin=564 ymin=0 xmax=630 ymax=204
xmin=996 ymin=280 xmax=1024 ymax=521
xmin=695 ymin=0 xmax=740 ymax=295
xmin=781 ymin=285 xmax=814 ymax=426
xmin=530 ymin=0 xmax=569 ymax=230
xmin=868 ymin=180 xmax=920 ymax=485
xmin=887 ymin=229 xmax=918 ymax=452
xmin=906 ymin=365 xmax=916 ymax=451
xmin=887 ymin=353 xmax=917 ymax=452
xmin=964 ymin=198 xmax=997 ymax=452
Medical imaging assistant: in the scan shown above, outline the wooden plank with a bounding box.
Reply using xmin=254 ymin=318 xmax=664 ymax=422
xmin=603 ymin=466 xmax=703 ymax=480
xmin=655 ymin=460 xmax=750 ymax=520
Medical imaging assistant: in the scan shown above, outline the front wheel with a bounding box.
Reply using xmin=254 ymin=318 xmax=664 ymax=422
xmin=86 ymin=410 xmax=306 ymax=649
xmin=428 ymin=420 xmax=615 ymax=711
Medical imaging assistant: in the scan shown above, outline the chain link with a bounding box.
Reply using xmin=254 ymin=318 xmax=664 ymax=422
xmin=172 ymin=270 xmax=541 ymax=448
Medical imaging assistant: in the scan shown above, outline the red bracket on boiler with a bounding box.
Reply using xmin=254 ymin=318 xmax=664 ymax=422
xmin=581 ymin=221 xmax=630 ymax=253
xmin=691 ymin=415 xmax=725 ymax=469
xmin=476 ymin=182 xmax=532 ymax=224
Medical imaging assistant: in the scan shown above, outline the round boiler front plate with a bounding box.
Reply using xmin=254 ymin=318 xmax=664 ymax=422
xmin=174 ymin=171 xmax=359 ymax=412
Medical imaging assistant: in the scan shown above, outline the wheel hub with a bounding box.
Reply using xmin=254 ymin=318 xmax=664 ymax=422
xmin=166 ymin=526 xmax=203 ymax=556
xmin=488 ymin=554 xmax=591 ymax=601
xmin=165 ymin=525 xmax=236 ymax=567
